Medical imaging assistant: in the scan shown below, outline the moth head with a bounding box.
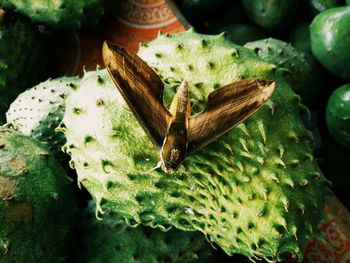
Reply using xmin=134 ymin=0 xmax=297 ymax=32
xmin=160 ymin=148 xmax=183 ymax=174
xmin=257 ymin=79 xmax=276 ymax=100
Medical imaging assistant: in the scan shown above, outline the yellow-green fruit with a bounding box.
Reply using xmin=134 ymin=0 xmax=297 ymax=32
xmin=62 ymin=30 xmax=329 ymax=262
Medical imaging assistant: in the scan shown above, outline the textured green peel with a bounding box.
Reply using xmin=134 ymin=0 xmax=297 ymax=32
xmin=6 ymin=76 xmax=80 ymax=159
xmin=244 ymin=38 xmax=311 ymax=94
xmin=62 ymin=30 xmax=329 ymax=262
xmin=244 ymin=37 xmax=323 ymax=108
xmin=0 ymin=126 xmax=77 ymax=263
xmin=77 ymin=200 xmax=214 ymax=263
xmin=0 ymin=0 xmax=118 ymax=29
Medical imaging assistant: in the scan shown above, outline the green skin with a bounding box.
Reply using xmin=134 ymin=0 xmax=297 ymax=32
xmin=0 ymin=14 xmax=47 ymax=123
xmin=307 ymin=0 xmax=341 ymax=16
xmin=245 ymin=37 xmax=323 ymax=108
xmin=6 ymin=76 xmax=80 ymax=160
xmin=216 ymin=24 xmax=265 ymax=45
xmin=244 ymin=38 xmax=311 ymax=94
xmin=326 ymin=84 xmax=350 ymax=150
xmin=0 ymin=127 xmax=76 ymax=263
xmin=77 ymin=200 xmax=214 ymax=263
xmin=62 ymin=31 xmax=329 ymax=262
xmin=310 ymin=6 xmax=350 ymax=80
xmin=0 ymin=0 xmax=118 ymax=29
xmin=241 ymin=0 xmax=300 ymax=31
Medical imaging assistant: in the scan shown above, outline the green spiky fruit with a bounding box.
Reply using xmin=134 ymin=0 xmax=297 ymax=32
xmin=0 ymin=0 xmax=118 ymax=29
xmin=0 ymin=11 xmax=48 ymax=123
xmin=77 ymin=200 xmax=214 ymax=263
xmin=61 ymin=30 xmax=329 ymax=262
xmin=0 ymin=126 xmax=76 ymax=262
xmin=244 ymin=38 xmax=311 ymax=94
xmin=244 ymin=38 xmax=323 ymax=108
xmin=6 ymin=76 xmax=80 ymax=159
xmin=241 ymin=0 xmax=300 ymax=31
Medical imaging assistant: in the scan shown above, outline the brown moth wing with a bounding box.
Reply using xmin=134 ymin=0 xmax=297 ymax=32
xmin=187 ymin=78 xmax=276 ymax=154
xmin=102 ymin=41 xmax=173 ymax=149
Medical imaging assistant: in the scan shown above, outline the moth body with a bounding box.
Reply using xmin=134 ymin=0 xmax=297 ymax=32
xmin=160 ymin=81 xmax=191 ymax=173
xmin=102 ymin=42 xmax=276 ymax=175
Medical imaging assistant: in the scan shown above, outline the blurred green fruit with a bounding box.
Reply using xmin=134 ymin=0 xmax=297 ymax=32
xmin=326 ymin=84 xmax=350 ymax=149
xmin=241 ymin=0 xmax=300 ymax=31
xmin=306 ymin=0 xmax=341 ymax=16
xmin=310 ymin=6 xmax=350 ymax=80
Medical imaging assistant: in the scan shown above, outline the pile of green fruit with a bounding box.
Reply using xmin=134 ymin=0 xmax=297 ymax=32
xmin=0 ymin=0 xmax=349 ymax=262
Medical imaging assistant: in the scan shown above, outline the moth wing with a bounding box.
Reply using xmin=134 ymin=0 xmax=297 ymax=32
xmin=187 ymin=78 xmax=275 ymax=153
xmin=102 ymin=41 xmax=173 ymax=149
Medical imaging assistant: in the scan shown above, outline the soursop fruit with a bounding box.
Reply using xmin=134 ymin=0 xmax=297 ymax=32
xmin=77 ymin=200 xmax=215 ymax=263
xmin=244 ymin=38 xmax=311 ymax=94
xmin=0 ymin=10 xmax=48 ymax=123
xmin=61 ymin=30 xmax=329 ymax=262
xmin=6 ymin=76 xmax=80 ymax=158
xmin=0 ymin=0 xmax=119 ymax=29
xmin=244 ymin=38 xmax=323 ymax=108
xmin=0 ymin=126 xmax=77 ymax=262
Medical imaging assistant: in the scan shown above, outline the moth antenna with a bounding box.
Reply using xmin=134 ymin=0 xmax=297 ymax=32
xmin=146 ymin=161 xmax=162 ymax=174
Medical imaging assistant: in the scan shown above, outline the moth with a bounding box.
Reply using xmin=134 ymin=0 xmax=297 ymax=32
xmin=102 ymin=41 xmax=276 ymax=174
